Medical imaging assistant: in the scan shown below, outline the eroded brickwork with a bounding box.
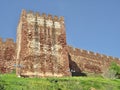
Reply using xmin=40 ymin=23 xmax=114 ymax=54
xmin=68 ymin=46 xmax=120 ymax=74
xmin=0 ymin=10 xmax=120 ymax=77
xmin=0 ymin=38 xmax=16 ymax=73
xmin=16 ymin=10 xmax=71 ymax=77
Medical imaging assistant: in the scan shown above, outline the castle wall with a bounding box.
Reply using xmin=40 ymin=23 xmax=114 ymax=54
xmin=68 ymin=46 xmax=120 ymax=74
xmin=1 ymin=10 xmax=120 ymax=77
xmin=0 ymin=38 xmax=16 ymax=73
xmin=16 ymin=10 xmax=71 ymax=77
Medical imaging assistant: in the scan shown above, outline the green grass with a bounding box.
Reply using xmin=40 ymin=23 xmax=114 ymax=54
xmin=0 ymin=73 xmax=120 ymax=90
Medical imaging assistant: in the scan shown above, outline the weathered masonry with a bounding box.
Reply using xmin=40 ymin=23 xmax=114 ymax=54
xmin=0 ymin=38 xmax=15 ymax=73
xmin=16 ymin=10 xmax=71 ymax=77
xmin=0 ymin=10 xmax=120 ymax=77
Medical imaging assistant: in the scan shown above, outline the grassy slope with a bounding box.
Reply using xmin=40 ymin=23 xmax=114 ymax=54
xmin=0 ymin=73 xmax=120 ymax=90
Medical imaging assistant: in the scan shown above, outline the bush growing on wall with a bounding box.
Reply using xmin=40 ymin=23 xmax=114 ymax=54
xmin=102 ymin=62 xmax=120 ymax=79
xmin=109 ymin=62 xmax=120 ymax=79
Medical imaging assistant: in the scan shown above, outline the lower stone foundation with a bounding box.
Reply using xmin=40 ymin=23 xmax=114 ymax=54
xmin=19 ymin=72 xmax=69 ymax=78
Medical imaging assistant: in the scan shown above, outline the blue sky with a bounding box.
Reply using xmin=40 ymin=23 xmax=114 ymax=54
xmin=0 ymin=0 xmax=120 ymax=58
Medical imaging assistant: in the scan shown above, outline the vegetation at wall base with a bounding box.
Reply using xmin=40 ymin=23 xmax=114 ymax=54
xmin=109 ymin=62 xmax=120 ymax=78
xmin=0 ymin=73 xmax=120 ymax=90
xmin=102 ymin=62 xmax=120 ymax=79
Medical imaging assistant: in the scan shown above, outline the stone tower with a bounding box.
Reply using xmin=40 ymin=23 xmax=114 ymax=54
xmin=16 ymin=10 xmax=71 ymax=77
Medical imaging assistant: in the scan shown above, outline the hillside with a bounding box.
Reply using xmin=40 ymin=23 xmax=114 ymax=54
xmin=0 ymin=73 xmax=120 ymax=90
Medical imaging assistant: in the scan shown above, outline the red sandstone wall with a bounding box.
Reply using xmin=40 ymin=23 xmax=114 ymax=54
xmin=16 ymin=10 xmax=70 ymax=77
xmin=1 ymin=10 xmax=120 ymax=77
xmin=0 ymin=38 xmax=16 ymax=73
xmin=68 ymin=46 xmax=120 ymax=74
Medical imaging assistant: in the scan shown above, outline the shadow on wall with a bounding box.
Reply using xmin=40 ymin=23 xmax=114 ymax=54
xmin=68 ymin=54 xmax=87 ymax=76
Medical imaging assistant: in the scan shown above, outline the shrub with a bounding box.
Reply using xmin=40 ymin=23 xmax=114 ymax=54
xmin=0 ymin=77 xmax=5 ymax=90
xmin=109 ymin=62 xmax=120 ymax=79
xmin=102 ymin=62 xmax=120 ymax=79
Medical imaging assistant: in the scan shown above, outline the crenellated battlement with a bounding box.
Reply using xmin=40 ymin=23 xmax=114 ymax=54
xmin=5 ymin=38 xmax=14 ymax=43
xmin=18 ymin=10 xmax=65 ymax=30
xmin=21 ymin=9 xmax=64 ymax=22
xmin=68 ymin=45 xmax=120 ymax=62
xmin=0 ymin=38 xmax=15 ymax=46
xmin=68 ymin=45 xmax=120 ymax=73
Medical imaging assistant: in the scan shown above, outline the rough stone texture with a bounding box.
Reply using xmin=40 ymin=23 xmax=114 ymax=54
xmin=68 ymin=46 xmax=120 ymax=74
xmin=16 ymin=10 xmax=71 ymax=77
xmin=0 ymin=38 xmax=16 ymax=73
xmin=0 ymin=10 xmax=120 ymax=77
